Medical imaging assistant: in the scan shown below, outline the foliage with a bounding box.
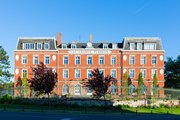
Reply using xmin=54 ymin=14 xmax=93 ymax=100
xmin=81 ymin=68 xmax=116 ymax=99
xmin=0 ymin=46 xmax=13 ymax=83
xmin=165 ymin=55 xmax=180 ymax=88
xmin=137 ymin=72 xmax=144 ymax=95
xmin=28 ymin=62 xmax=57 ymax=97
xmin=153 ymin=72 xmax=158 ymax=97
xmin=122 ymin=72 xmax=128 ymax=95
xmin=0 ymin=94 xmax=13 ymax=103
xmin=22 ymin=73 xmax=28 ymax=97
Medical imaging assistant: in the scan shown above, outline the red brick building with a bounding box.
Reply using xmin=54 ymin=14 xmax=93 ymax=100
xmin=14 ymin=33 xmax=164 ymax=96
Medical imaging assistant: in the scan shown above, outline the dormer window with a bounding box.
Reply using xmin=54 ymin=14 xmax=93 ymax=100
xmin=103 ymin=44 xmax=108 ymax=49
xmin=112 ymin=44 xmax=117 ymax=49
xmin=62 ymin=44 xmax=67 ymax=49
xmin=37 ymin=43 xmax=42 ymax=50
xmin=144 ymin=43 xmax=156 ymax=50
xmin=23 ymin=43 xmax=35 ymax=50
xmin=44 ymin=43 xmax=49 ymax=50
xmin=137 ymin=43 xmax=142 ymax=50
xmin=71 ymin=44 xmax=76 ymax=48
xmin=130 ymin=43 xmax=135 ymax=50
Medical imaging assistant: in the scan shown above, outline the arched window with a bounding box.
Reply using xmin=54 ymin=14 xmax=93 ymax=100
xmin=110 ymin=84 xmax=117 ymax=95
xmin=74 ymin=84 xmax=81 ymax=95
xmin=86 ymin=88 xmax=93 ymax=95
xmin=129 ymin=84 xmax=136 ymax=95
xmin=62 ymin=84 xmax=69 ymax=95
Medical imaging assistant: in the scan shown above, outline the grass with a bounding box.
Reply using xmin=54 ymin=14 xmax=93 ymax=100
xmin=0 ymin=103 xmax=180 ymax=115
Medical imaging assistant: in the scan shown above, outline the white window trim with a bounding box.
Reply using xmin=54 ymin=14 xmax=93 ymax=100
xmin=111 ymin=55 xmax=116 ymax=65
xmin=129 ymin=55 xmax=135 ymax=65
xmin=44 ymin=55 xmax=50 ymax=64
xmin=111 ymin=69 xmax=116 ymax=78
xmin=137 ymin=43 xmax=143 ymax=50
xmin=152 ymin=55 xmax=157 ymax=65
xmin=75 ymin=69 xmax=81 ymax=79
xmin=99 ymin=55 xmax=105 ymax=65
xmin=140 ymin=55 xmax=146 ymax=65
xmin=71 ymin=44 xmax=76 ymax=49
xmin=130 ymin=43 xmax=135 ymax=50
xmin=22 ymin=55 xmax=28 ymax=64
xmin=74 ymin=85 xmax=81 ymax=95
xmin=87 ymin=69 xmax=92 ymax=78
xmin=21 ymin=69 xmax=28 ymax=78
xmin=37 ymin=43 xmax=42 ymax=50
xmin=129 ymin=69 xmax=135 ymax=78
xmin=75 ymin=55 xmax=81 ymax=65
xmin=44 ymin=43 xmax=49 ymax=50
xmin=63 ymin=69 xmax=69 ymax=79
xmin=141 ymin=69 xmax=146 ymax=78
xmin=103 ymin=44 xmax=108 ymax=49
xmin=33 ymin=55 xmax=39 ymax=65
xmin=63 ymin=55 xmax=69 ymax=65
xmin=87 ymin=55 xmax=93 ymax=65
xmin=151 ymin=69 xmax=157 ymax=79
xmin=62 ymin=44 xmax=67 ymax=49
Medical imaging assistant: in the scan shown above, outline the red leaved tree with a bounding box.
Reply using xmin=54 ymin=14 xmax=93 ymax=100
xmin=28 ymin=62 xmax=57 ymax=97
xmin=81 ymin=68 xmax=116 ymax=99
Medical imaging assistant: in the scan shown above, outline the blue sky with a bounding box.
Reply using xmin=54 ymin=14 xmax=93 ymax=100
xmin=0 ymin=0 xmax=180 ymax=75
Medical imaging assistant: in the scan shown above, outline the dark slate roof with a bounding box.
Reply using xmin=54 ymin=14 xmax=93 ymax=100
xmin=16 ymin=38 xmax=56 ymax=50
xmin=123 ymin=37 xmax=163 ymax=50
xmin=59 ymin=42 xmax=123 ymax=49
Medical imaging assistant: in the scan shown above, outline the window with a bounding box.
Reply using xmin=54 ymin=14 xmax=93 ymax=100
xmin=141 ymin=56 xmax=146 ymax=65
xmin=63 ymin=69 xmax=69 ymax=78
xmin=137 ymin=43 xmax=142 ymax=50
xmin=110 ymin=84 xmax=117 ymax=95
xmin=87 ymin=56 xmax=92 ymax=65
xmin=112 ymin=44 xmax=117 ymax=49
xmin=130 ymin=56 xmax=135 ymax=65
xmin=103 ymin=44 xmax=108 ymax=49
xmin=44 ymin=43 xmax=49 ymax=50
xmin=129 ymin=69 xmax=135 ymax=78
xmin=71 ymin=44 xmax=76 ymax=48
xmin=141 ymin=69 xmax=146 ymax=78
xmin=62 ymin=44 xmax=67 ymax=49
xmin=152 ymin=56 xmax=157 ymax=64
xmin=111 ymin=56 xmax=116 ymax=65
xmin=142 ymin=85 xmax=147 ymax=94
xmin=37 ymin=43 xmax=42 ymax=49
xmin=74 ymin=84 xmax=81 ymax=95
xmin=86 ymin=88 xmax=93 ymax=95
xmin=99 ymin=69 xmax=105 ymax=77
xmin=63 ymin=56 xmax=68 ymax=65
xmin=22 ymin=55 xmax=27 ymax=64
xmin=75 ymin=56 xmax=80 ymax=65
xmin=99 ymin=56 xmax=104 ymax=65
xmin=130 ymin=43 xmax=135 ymax=50
xmin=129 ymin=84 xmax=136 ymax=95
xmin=144 ymin=43 xmax=156 ymax=50
xmin=23 ymin=43 xmax=35 ymax=49
xmin=22 ymin=69 xmax=27 ymax=78
xmin=44 ymin=56 xmax=50 ymax=64
xmin=33 ymin=56 xmax=38 ymax=64
xmin=62 ymin=85 xmax=69 ymax=95
xmin=111 ymin=69 xmax=116 ymax=78
xmin=75 ymin=69 xmax=80 ymax=78
xmin=151 ymin=69 xmax=157 ymax=78
xmin=87 ymin=69 xmax=92 ymax=78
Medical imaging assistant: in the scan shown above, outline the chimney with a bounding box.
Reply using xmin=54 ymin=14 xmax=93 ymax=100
xmin=57 ymin=32 xmax=62 ymax=47
xmin=90 ymin=33 xmax=93 ymax=43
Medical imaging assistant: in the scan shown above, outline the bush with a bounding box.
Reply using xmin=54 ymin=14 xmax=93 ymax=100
xmin=0 ymin=94 xmax=13 ymax=103
xmin=159 ymin=103 xmax=165 ymax=108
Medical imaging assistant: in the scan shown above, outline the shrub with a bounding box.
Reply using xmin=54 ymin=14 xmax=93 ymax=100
xmin=0 ymin=94 xmax=13 ymax=103
xmin=159 ymin=103 xmax=165 ymax=108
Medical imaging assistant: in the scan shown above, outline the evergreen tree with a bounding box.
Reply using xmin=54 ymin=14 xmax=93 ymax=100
xmin=122 ymin=72 xmax=128 ymax=96
xmin=22 ymin=73 xmax=28 ymax=97
xmin=153 ymin=72 xmax=158 ymax=97
xmin=138 ymin=72 xmax=144 ymax=95
xmin=0 ymin=46 xmax=13 ymax=83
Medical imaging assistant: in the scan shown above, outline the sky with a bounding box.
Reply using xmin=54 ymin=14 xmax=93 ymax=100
xmin=0 ymin=0 xmax=180 ymax=75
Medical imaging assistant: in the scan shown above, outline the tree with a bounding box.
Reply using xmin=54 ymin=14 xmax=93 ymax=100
xmin=28 ymin=62 xmax=57 ymax=97
xmin=122 ymin=72 xmax=128 ymax=96
xmin=137 ymin=72 xmax=144 ymax=95
xmin=81 ymin=68 xmax=115 ymax=99
xmin=153 ymin=72 xmax=158 ymax=96
xmin=22 ymin=73 xmax=28 ymax=97
xmin=165 ymin=55 xmax=180 ymax=88
xmin=0 ymin=46 xmax=13 ymax=83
